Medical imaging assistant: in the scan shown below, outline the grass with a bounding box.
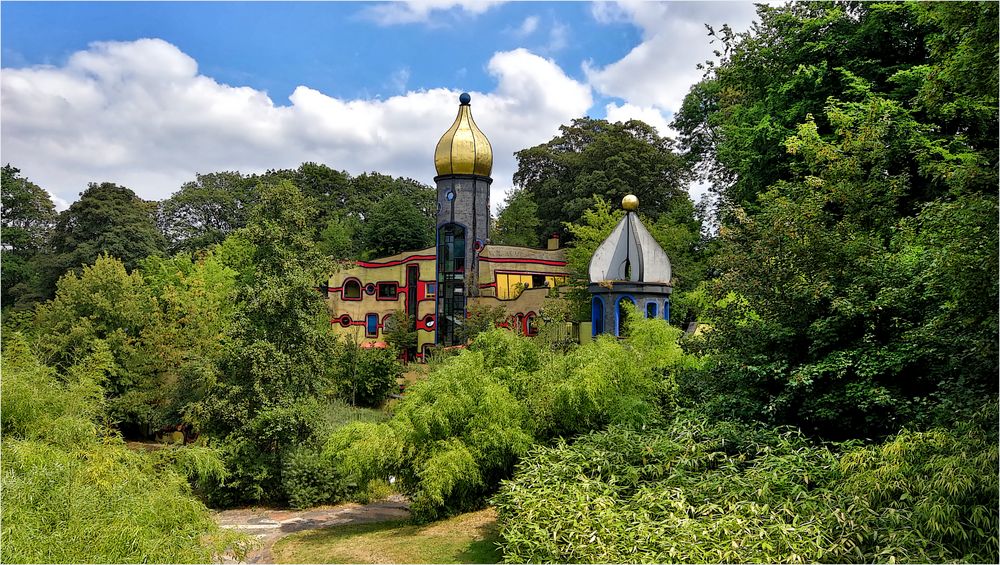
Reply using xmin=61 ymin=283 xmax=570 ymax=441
xmin=271 ymin=507 xmax=501 ymax=564
xmin=321 ymin=398 xmax=390 ymax=430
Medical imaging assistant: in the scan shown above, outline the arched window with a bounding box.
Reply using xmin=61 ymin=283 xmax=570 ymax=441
xmin=343 ymin=279 xmax=361 ymax=300
xmin=646 ymin=301 xmax=657 ymax=319
xmin=592 ymin=296 xmax=605 ymax=336
xmin=616 ymin=296 xmax=635 ymax=337
xmin=525 ymin=312 xmax=538 ymax=337
xmin=663 ymin=299 xmax=670 ymax=322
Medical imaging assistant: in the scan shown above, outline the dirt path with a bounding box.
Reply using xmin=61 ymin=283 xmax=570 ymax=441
xmin=215 ymin=495 xmax=411 ymax=564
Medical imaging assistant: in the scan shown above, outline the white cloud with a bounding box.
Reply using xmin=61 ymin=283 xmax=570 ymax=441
xmin=360 ymin=0 xmax=504 ymax=26
xmin=515 ymin=15 xmax=539 ymax=36
xmin=546 ymin=21 xmax=570 ymax=53
xmin=389 ymin=67 xmax=411 ymax=93
xmin=603 ymin=101 xmax=671 ymax=137
xmin=1 ymin=39 xmax=591 ymax=212
xmin=586 ymin=1 xmax=759 ymax=114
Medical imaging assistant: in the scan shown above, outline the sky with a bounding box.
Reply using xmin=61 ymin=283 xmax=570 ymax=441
xmin=1 ymin=1 xmax=761 ymax=211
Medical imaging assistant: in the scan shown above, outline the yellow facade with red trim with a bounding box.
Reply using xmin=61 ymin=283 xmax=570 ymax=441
xmin=326 ymin=242 xmax=569 ymax=360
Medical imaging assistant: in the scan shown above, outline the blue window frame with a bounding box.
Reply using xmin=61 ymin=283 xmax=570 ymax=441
xmin=592 ymin=296 xmax=605 ymax=336
xmin=366 ymin=313 xmax=378 ymax=338
xmin=663 ymin=299 xmax=670 ymax=322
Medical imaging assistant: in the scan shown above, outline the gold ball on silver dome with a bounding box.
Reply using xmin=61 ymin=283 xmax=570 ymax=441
xmin=622 ymin=194 xmax=639 ymax=211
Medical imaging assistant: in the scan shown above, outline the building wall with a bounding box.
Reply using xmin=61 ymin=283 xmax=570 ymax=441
xmin=326 ymin=243 xmax=571 ymax=359
xmin=327 ymin=247 xmax=438 ymax=356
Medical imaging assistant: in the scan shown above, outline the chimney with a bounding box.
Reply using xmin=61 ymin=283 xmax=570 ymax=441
xmin=547 ymin=233 xmax=560 ymax=250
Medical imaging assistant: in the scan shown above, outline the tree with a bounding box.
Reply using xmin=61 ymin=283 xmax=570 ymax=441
xmin=382 ymin=310 xmax=417 ymax=355
xmin=33 ymin=255 xmax=165 ymax=432
xmin=492 ymin=188 xmax=541 ymax=247
xmin=196 ymin=180 xmax=339 ymax=506
xmin=672 ymin=2 xmax=998 ymax=217
xmin=259 ymin=165 xmax=436 ymax=258
xmin=1 ymin=165 xmax=56 ymax=307
xmin=259 ymin=162 xmax=353 ymax=231
xmin=671 ymin=1 xmax=999 ymax=439
xmin=700 ymin=95 xmax=998 ymax=439
xmin=33 ymin=252 xmax=237 ymax=435
xmin=44 ymin=182 xmax=165 ymax=296
xmin=360 ymin=192 xmax=434 ymax=258
xmin=513 ymin=118 xmax=692 ymax=241
xmin=158 ymin=172 xmax=257 ymax=253
xmin=316 ymin=214 xmax=362 ymax=259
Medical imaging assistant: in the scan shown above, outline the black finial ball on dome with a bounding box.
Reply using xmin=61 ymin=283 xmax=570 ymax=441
xmin=459 ymin=92 xmax=471 ymax=105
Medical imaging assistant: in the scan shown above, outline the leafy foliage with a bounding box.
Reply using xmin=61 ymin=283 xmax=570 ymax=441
xmin=360 ymin=192 xmax=434 ymax=258
xmin=158 ymin=171 xmax=258 ymax=254
xmin=43 ymin=182 xmax=165 ymax=296
xmin=1 ymin=336 xmax=248 ymax=563
xmin=325 ymin=314 xmax=694 ymax=522
xmin=33 ymin=252 xmax=237 ymax=434
xmin=382 ymin=310 xmax=418 ymax=356
xmin=492 ymin=188 xmax=541 ymax=247
xmin=1 ymin=165 xmax=56 ymax=308
xmin=334 ymin=341 xmax=402 ymax=408
xmin=514 ymin=117 xmax=692 ymax=241
xmin=194 ymin=180 xmax=339 ymax=506
xmin=495 ymin=406 xmax=998 ymax=564
xmin=673 ymin=1 xmax=999 ymax=439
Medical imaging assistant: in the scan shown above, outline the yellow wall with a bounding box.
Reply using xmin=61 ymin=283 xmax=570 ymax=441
xmin=325 ymin=243 xmax=571 ymax=359
xmin=326 ymin=247 xmax=437 ymax=355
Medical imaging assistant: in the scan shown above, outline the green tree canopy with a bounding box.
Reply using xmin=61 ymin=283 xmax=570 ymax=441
xmin=43 ymin=182 xmax=165 ymax=296
xmin=196 ymin=180 xmax=340 ymax=506
xmin=673 ymin=1 xmax=998 ymax=216
xmin=675 ymin=2 xmax=999 ymax=439
xmin=492 ymin=188 xmax=541 ymax=247
xmin=360 ymin=192 xmax=434 ymax=258
xmin=158 ymin=171 xmax=257 ymax=253
xmin=513 ymin=118 xmax=692 ymax=241
xmin=1 ymin=165 xmax=56 ymax=307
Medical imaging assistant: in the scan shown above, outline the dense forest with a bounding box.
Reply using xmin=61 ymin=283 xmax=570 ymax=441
xmin=2 ymin=2 xmax=997 ymax=563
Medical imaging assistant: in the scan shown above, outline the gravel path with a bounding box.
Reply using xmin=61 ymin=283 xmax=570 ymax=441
xmin=215 ymin=495 xmax=411 ymax=563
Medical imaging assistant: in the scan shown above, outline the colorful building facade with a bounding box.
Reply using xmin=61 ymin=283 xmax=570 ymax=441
xmin=325 ymin=93 xmax=570 ymax=359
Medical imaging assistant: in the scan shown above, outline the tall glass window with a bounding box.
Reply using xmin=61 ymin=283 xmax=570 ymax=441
xmin=437 ymin=224 xmax=466 ymax=346
xmin=646 ymin=301 xmax=657 ymax=319
xmin=365 ymin=313 xmax=378 ymax=338
xmin=663 ymin=299 xmax=670 ymax=322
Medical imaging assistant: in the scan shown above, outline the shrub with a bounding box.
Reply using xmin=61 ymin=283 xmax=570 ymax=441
xmin=283 ymin=444 xmax=344 ymax=509
xmin=325 ymin=317 xmax=697 ymax=522
xmin=335 ymin=342 xmax=401 ymax=408
xmin=525 ymin=309 xmax=688 ymax=439
xmin=204 ymin=398 xmax=325 ymax=507
xmin=494 ymin=407 xmax=1000 ymax=563
xmin=494 ymin=417 xmax=845 ymax=563
xmin=837 ymin=402 xmax=999 ymax=563
xmin=1 ymin=335 xmax=248 ymax=563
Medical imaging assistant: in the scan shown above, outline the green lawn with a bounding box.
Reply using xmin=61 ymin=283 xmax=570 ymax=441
xmin=272 ymin=508 xmax=501 ymax=564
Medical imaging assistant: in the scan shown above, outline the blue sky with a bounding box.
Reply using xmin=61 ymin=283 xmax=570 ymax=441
xmin=1 ymin=1 xmax=760 ymax=209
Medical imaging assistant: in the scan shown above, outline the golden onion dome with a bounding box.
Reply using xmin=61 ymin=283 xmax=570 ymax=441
xmin=434 ymin=92 xmax=493 ymax=177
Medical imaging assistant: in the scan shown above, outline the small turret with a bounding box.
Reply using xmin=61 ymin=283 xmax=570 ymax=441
xmin=587 ymin=194 xmax=673 ymax=337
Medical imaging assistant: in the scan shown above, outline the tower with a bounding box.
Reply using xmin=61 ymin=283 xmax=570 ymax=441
xmin=433 ymin=92 xmax=493 ymax=346
xmin=588 ymin=195 xmax=673 ymax=337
